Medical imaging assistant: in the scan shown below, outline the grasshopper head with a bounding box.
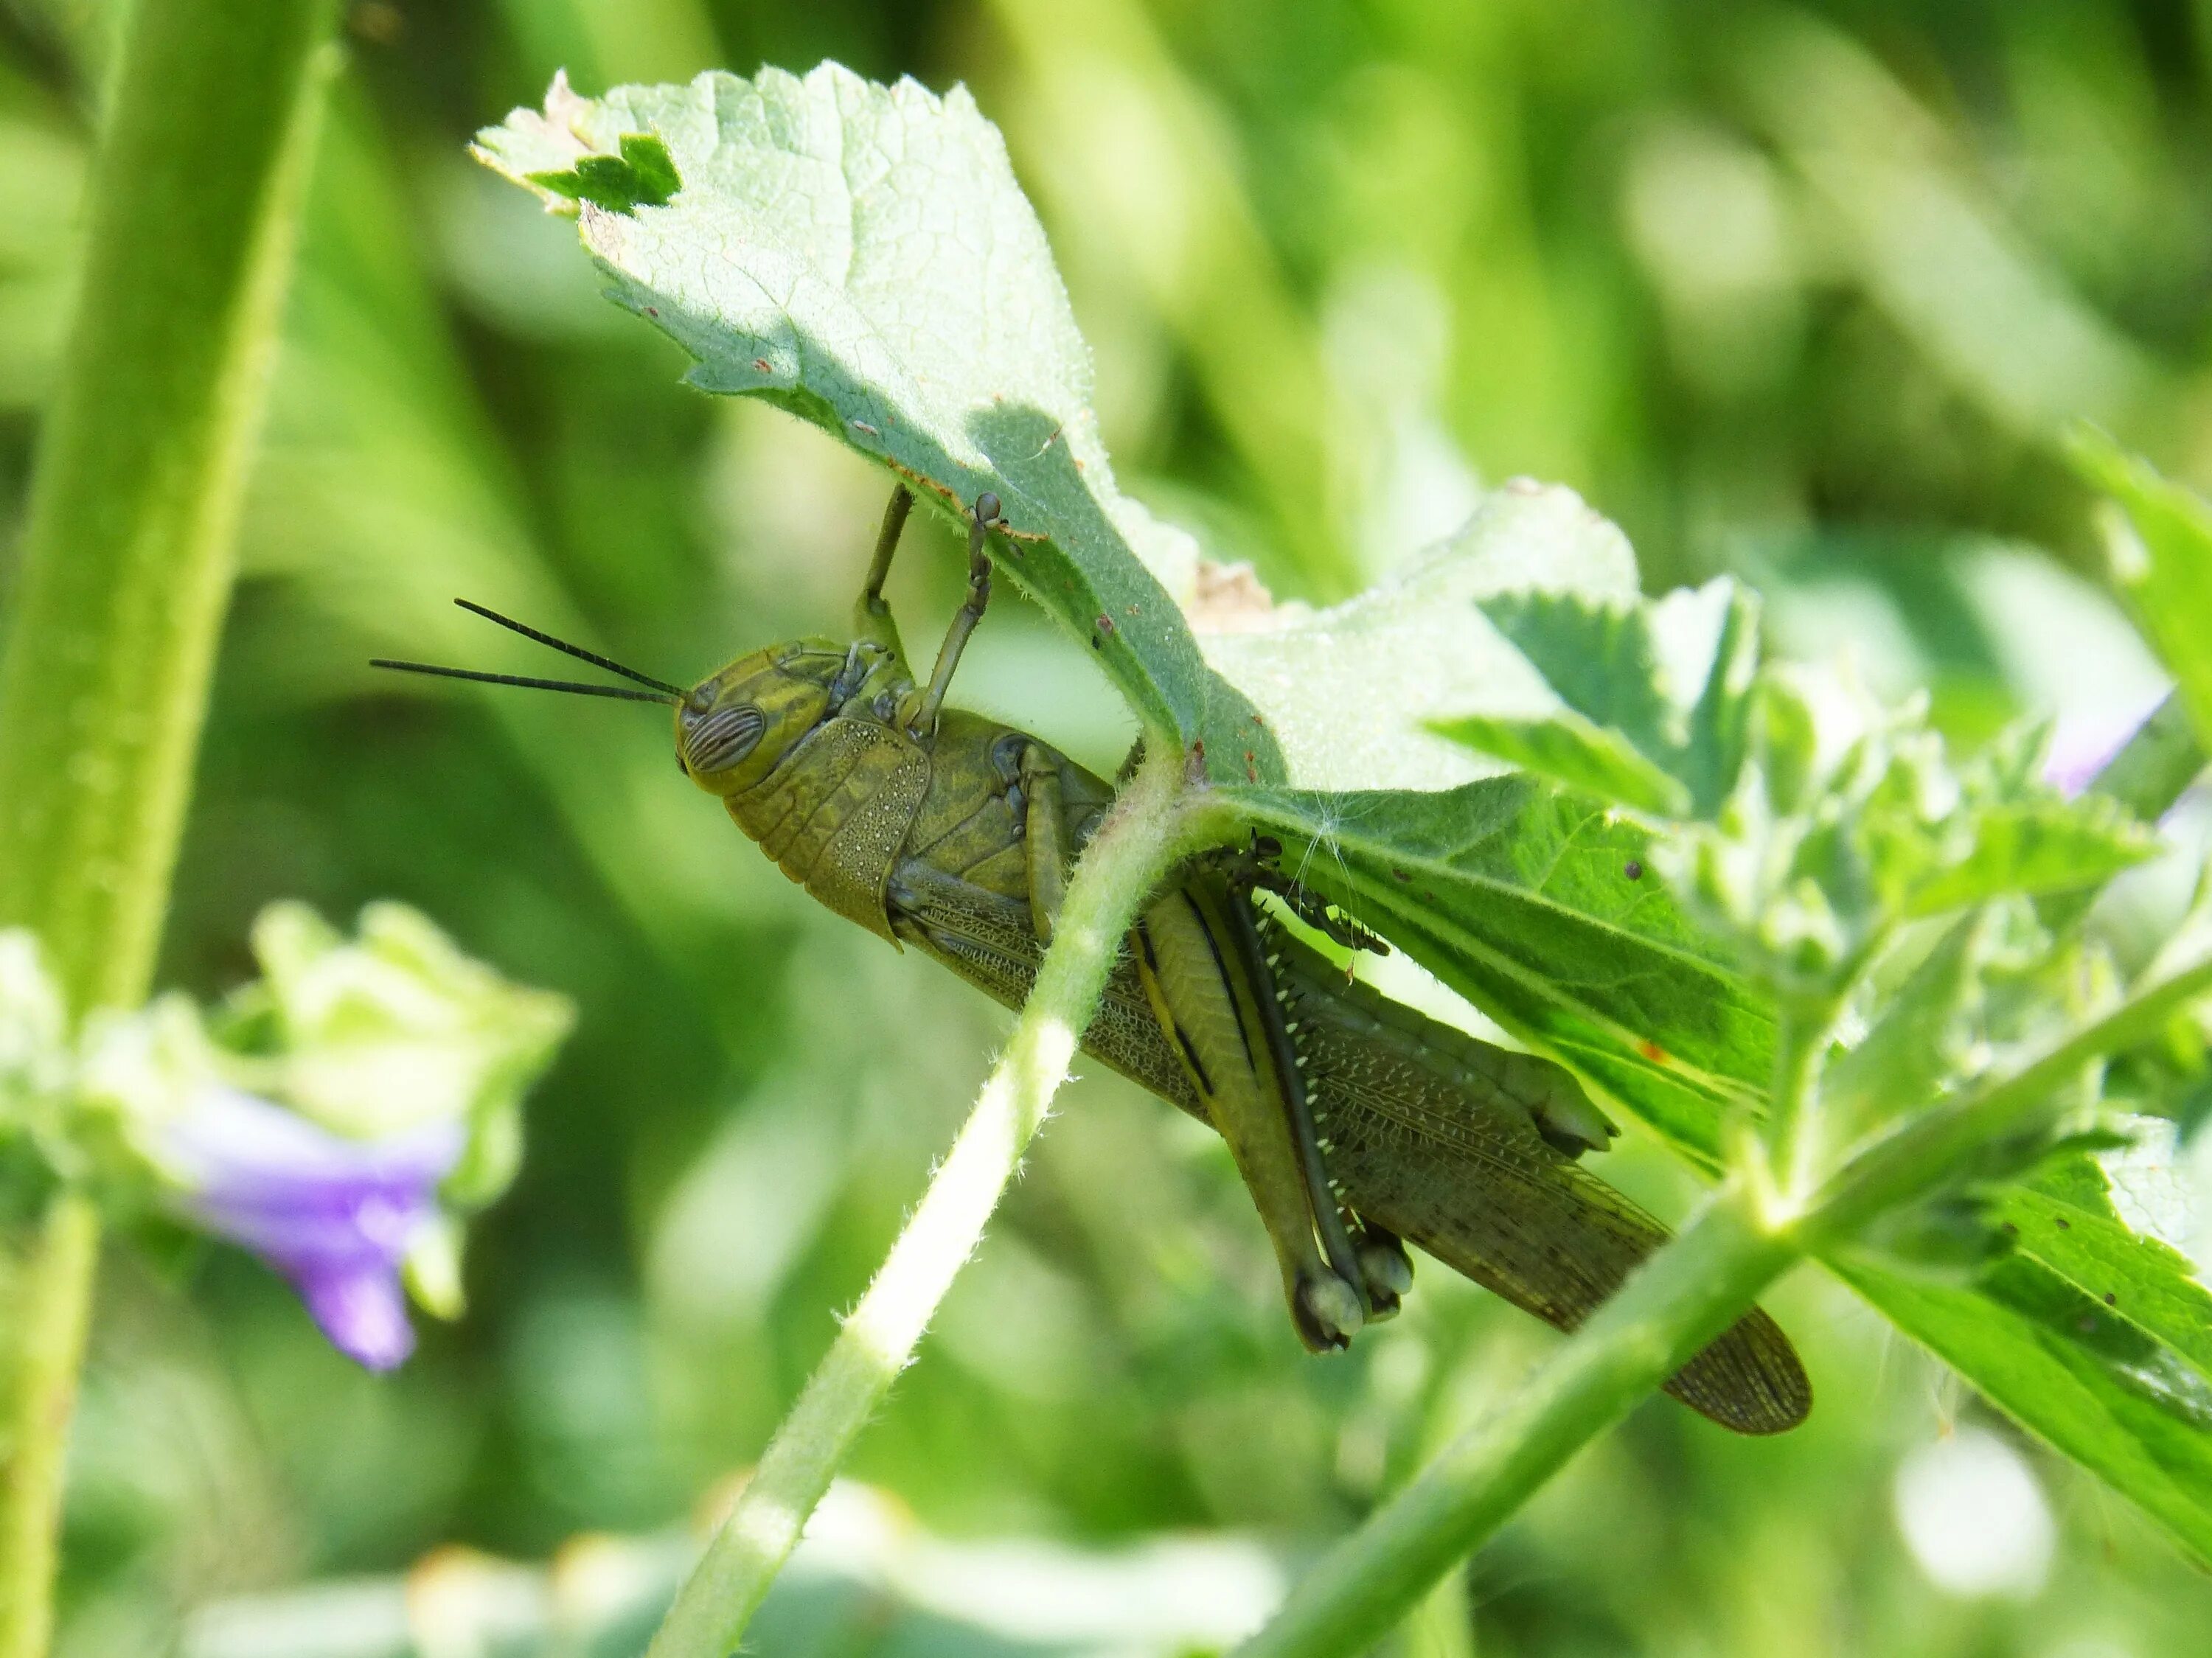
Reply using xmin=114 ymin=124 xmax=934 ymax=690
xmin=368 ymin=605 xmax=866 ymax=801
xmin=675 ymin=640 xmax=848 ymax=796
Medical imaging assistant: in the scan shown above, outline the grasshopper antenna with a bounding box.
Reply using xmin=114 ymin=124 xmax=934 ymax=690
xmin=450 ymin=599 xmax=688 ymax=698
xmin=369 ymin=661 xmax=676 ymax=704
xmin=369 ymin=599 xmax=687 ymax=705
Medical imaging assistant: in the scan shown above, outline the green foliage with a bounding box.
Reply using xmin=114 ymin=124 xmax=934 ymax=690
xmin=465 ymin=54 xmax=2212 ymax=1633
xmin=1226 ymin=779 xmax=1764 ymax=1164
xmin=1440 ymin=580 xmax=1757 ymax=817
xmin=1419 ymin=484 xmax=2212 ymax=1573
xmin=9 ymin=5 xmax=2212 ymax=1657
xmin=1443 ymin=581 xmax=2154 ymax=993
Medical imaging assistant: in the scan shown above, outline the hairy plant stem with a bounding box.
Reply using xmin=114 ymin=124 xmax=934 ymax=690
xmin=1235 ymin=931 xmax=2212 ymax=1658
xmin=0 ymin=4 xmax=336 ymax=1652
xmin=647 ymin=747 xmax=1195 ymax=1658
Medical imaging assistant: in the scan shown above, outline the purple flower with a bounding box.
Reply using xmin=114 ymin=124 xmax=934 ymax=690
xmin=158 ymin=1085 xmax=462 ymax=1369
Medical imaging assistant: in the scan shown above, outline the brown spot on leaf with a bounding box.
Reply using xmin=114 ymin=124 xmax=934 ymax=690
xmin=1638 ymin=1038 xmax=1669 ymax=1064
xmin=753 ymin=358 xmax=771 ymax=372
xmin=1186 ymin=560 xmax=1285 ymax=634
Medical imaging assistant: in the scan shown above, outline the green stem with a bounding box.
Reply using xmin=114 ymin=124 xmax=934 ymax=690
xmin=1234 ymin=938 xmax=2212 ymax=1658
xmin=0 ymin=1200 xmax=96 ymax=1658
xmin=0 ymin=3 xmax=337 ymax=1651
xmin=647 ymin=748 xmax=1193 ymax=1658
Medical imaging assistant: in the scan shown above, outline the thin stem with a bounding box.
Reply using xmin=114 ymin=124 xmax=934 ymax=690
xmin=647 ymin=747 xmax=1192 ymax=1658
xmin=0 ymin=2 xmax=337 ymax=1651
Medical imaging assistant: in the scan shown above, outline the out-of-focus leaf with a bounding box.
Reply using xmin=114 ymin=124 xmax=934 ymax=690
xmin=1222 ymin=777 xmax=1767 ymax=1163
xmin=1436 ymin=581 xmax=2154 ymax=994
xmin=1199 ymin=482 xmax=1638 ymax=791
xmin=474 ymin=65 xmax=1277 ymax=779
xmin=1823 ymin=914 xmax=1986 ymax=1149
xmin=1438 ymin=709 xmax=1689 ymax=818
xmin=1837 ymin=1255 xmax=2212 ymax=1566
xmin=1906 ymin=795 xmax=2155 ymax=916
xmin=2073 ymin=429 xmax=2212 ymax=754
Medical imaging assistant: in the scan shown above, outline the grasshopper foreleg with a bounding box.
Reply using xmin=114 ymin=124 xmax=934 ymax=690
xmin=855 ymin=484 xmax=915 ymax=657
xmin=903 ymin=492 xmax=1004 ymax=738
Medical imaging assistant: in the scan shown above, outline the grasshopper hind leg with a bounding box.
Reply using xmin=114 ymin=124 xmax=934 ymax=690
xmin=1133 ymin=877 xmax=1371 ymax=1352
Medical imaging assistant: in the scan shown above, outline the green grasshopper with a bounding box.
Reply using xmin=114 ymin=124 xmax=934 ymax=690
xmin=375 ymin=486 xmax=1810 ymax=1434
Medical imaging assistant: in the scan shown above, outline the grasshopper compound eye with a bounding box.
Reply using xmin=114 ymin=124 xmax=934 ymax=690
xmin=681 ymin=702 xmax=766 ymax=773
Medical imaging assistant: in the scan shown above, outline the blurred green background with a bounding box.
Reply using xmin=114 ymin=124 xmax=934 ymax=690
xmin=4 ymin=0 xmax=2211 ymax=1652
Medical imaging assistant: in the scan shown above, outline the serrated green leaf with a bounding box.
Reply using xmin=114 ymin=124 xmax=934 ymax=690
xmin=1197 ymin=482 xmax=1638 ymax=790
xmin=475 ymin=66 xmax=1277 ymax=781
xmin=1431 ymin=712 xmax=1691 ymax=816
xmin=2071 ymin=427 xmax=2212 ymax=752
xmin=1222 ymin=777 xmax=1770 ymax=1162
xmin=1905 ymin=796 xmax=2156 ymax=917
xmin=1838 ymin=1255 xmax=2212 ymax=1566
xmin=1999 ymin=1177 xmax=2212 ymax=1387
xmin=1448 ymin=579 xmax=1760 ymax=818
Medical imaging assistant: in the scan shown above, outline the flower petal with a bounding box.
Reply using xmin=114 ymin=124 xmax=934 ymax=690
xmin=159 ymin=1085 xmax=462 ymax=1369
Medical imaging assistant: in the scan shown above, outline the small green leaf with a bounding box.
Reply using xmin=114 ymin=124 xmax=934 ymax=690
xmin=1823 ymin=913 xmax=1985 ymax=1148
xmin=1447 ymin=579 xmax=1760 ymax=818
xmin=527 ymin=131 xmax=682 ymax=212
xmin=2070 ymin=428 xmax=2212 ymax=751
xmin=476 ymin=66 xmax=1275 ymax=779
xmin=1999 ymin=1172 xmax=2212 ymax=1389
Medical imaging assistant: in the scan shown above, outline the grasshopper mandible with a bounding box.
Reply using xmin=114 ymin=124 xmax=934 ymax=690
xmin=375 ymin=485 xmax=1811 ymax=1434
